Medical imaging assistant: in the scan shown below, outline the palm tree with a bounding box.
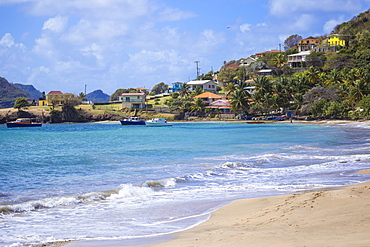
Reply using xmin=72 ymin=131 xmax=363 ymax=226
xmin=253 ymin=76 xmax=271 ymax=102
xmin=191 ymin=98 xmax=205 ymax=114
xmin=180 ymin=83 xmax=190 ymax=98
xmin=230 ymin=89 xmax=249 ymax=114
xmin=224 ymin=82 xmax=236 ymax=98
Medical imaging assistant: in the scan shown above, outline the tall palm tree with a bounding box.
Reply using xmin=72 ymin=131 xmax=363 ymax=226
xmin=253 ymin=76 xmax=271 ymax=102
xmin=230 ymin=89 xmax=249 ymax=114
xmin=180 ymin=83 xmax=190 ymax=98
xmin=224 ymin=82 xmax=236 ymax=99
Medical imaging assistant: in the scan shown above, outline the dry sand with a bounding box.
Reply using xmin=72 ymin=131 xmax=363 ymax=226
xmin=149 ymin=169 xmax=370 ymax=247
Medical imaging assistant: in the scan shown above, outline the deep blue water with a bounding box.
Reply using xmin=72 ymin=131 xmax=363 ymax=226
xmin=1 ymin=122 xmax=370 ymax=246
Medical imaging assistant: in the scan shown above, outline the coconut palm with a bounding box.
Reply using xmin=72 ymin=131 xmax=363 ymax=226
xmin=230 ymin=89 xmax=249 ymax=114
xmin=180 ymin=83 xmax=190 ymax=98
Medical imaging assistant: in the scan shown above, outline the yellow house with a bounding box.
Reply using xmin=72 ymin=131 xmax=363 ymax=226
xmin=328 ymin=34 xmax=346 ymax=46
xmin=45 ymin=91 xmax=74 ymax=106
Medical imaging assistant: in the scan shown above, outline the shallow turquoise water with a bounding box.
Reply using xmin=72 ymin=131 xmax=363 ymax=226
xmin=1 ymin=122 xmax=370 ymax=246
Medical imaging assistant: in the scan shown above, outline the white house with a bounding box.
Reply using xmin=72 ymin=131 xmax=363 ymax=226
xmin=187 ymin=80 xmax=218 ymax=92
xmin=287 ymin=51 xmax=311 ymax=68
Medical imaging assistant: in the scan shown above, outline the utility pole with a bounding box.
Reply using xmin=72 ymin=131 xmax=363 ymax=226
xmin=195 ymin=61 xmax=200 ymax=80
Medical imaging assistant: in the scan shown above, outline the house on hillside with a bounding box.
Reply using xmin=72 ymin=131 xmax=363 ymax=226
xmin=298 ymin=36 xmax=319 ymax=52
xmin=287 ymin=51 xmax=311 ymax=67
xmin=187 ymin=80 xmax=218 ymax=93
xmin=169 ymin=82 xmax=183 ymax=93
xmin=134 ymin=87 xmax=149 ymax=93
xmin=193 ymin=92 xmax=222 ymax=104
xmin=328 ymin=34 xmax=346 ymax=47
xmin=239 ymin=57 xmax=257 ymax=67
xmin=119 ymin=93 xmax=146 ymax=109
xmin=255 ymin=50 xmax=282 ymax=58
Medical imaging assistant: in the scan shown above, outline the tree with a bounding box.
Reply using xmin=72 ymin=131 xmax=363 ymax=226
xmin=284 ymin=34 xmax=302 ymax=50
xmin=230 ymin=89 xmax=249 ymax=114
xmin=191 ymin=98 xmax=205 ymax=114
xmin=151 ymin=82 xmax=168 ymax=95
xmin=179 ymin=83 xmax=190 ymax=98
xmin=13 ymin=97 xmax=30 ymax=112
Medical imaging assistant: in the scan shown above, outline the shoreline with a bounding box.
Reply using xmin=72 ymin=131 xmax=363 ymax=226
xmin=147 ymin=170 xmax=370 ymax=247
xmin=63 ymin=169 xmax=370 ymax=247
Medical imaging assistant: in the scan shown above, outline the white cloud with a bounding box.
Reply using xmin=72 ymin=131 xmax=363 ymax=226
xmin=291 ymin=14 xmax=315 ymax=31
xmin=0 ymin=33 xmax=15 ymax=47
xmin=240 ymin=23 xmax=252 ymax=33
xmin=157 ymin=6 xmax=196 ymax=21
xmin=42 ymin=15 xmax=68 ymax=33
xmin=324 ymin=16 xmax=346 ymax=33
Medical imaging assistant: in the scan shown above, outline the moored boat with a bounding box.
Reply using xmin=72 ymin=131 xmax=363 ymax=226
xmin=120 ymin=116 xmax=146 ymax=125
xmin=6 ymin=118 xmax=42 ymax=128
xmin=246 ymin=121 xmax=265 ymax=124
xmin=145 ymin=118 xmax=172 ymax=127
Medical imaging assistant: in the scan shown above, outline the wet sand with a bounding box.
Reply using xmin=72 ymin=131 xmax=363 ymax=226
xmin=64 ymin=169 xmax=370 ymax=247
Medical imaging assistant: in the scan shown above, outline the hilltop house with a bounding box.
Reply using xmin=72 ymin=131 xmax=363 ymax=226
xmin=298 ymin=36 xmax=319 ymax=52
xmin=239 ymin=57 xmax=257 ymax=67
xmin=255 ymin=50 xmax=282 ymax=58
xmin=187 ymin=80 xmax=218 ymax=93
xmin=134 ymin=87 xmax=149 ymax=93
xmin=119 ymin=93 xmax=146 ymax=109
xmin=328 ymin=34 xmax=346 ymax=47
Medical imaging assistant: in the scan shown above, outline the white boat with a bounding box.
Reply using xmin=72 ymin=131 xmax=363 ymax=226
xmin=145 ymin=118 xmax=172 ymax=127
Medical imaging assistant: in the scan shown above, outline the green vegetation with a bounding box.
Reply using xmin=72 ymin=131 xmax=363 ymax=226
xmin=13 ymin=97 xmax=30 ymax=112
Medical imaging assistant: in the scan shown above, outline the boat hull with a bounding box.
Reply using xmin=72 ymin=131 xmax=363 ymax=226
xmin=120 ymin=120 xmax=146 ymax=125
xmin=6 ymin=123 xmax=42 ymax=127
xmin=145 ymin=122 xmax=172 ymax=127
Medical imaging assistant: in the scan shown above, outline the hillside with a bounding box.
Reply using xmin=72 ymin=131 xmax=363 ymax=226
xmin=0 ymin=77 xmax=30 ymax=109
xmin=13 ymin=83 xmax=42 ymax=100
xmin=86 ymin=89 xmax=110 ymax=103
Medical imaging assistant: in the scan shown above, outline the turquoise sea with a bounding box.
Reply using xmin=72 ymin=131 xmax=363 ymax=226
xmin=1 ymin=122 xmax=370 ymax=246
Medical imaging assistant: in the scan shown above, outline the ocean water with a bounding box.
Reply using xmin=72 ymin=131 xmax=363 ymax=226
xmin=1 ymin=122 xmax=370 ymax=246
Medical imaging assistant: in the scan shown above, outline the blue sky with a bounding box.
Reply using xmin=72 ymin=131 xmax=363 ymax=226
xmin=0 ymin=0 xmax=369 ymax=95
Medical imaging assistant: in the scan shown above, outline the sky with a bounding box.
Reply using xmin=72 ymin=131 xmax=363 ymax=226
xmin=0 ymin=0 xmax=369 ymax=95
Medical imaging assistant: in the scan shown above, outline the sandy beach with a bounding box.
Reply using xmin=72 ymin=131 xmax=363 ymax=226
xmin=64 ymin=169 xmax=370 ymax=247
xmin=148 ymin=169 xmax=370 ymax=247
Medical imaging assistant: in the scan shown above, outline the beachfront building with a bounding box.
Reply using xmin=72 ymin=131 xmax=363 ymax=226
xmin=187 ymin=80 xmax=218 ymax=93
xmin=287 ymin=51 xmax=311 ymax=68
xmin=119 ymin=92 xmax=146 ymax=109
xmin=298 ymin=36 xmax=319 ymax=52
xmin=206 ymin=99 xmax=231 ymax=113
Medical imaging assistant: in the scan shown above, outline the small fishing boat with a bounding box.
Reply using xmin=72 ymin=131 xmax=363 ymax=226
xmin=145 ymin=118 xmax=172 ymax=127
xmin=120 ymin=116 xmax=146 ymax=125
xmin=6 ymin=118 xmax=42 ymax=128
xmin=246 ymin=121 xmax=265 ymax=124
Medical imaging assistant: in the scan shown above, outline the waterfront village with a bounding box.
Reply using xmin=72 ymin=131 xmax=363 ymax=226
xmin=1 ymin=31 xmax=366 ymax=124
